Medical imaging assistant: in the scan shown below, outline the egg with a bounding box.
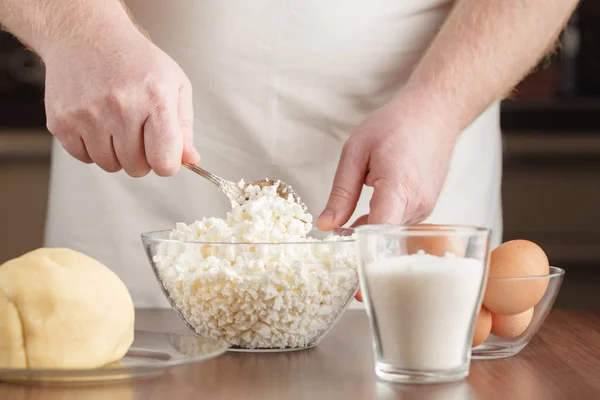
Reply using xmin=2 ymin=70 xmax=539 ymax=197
xmin=491 ymin=308 xmax=534 ymax=339
xmin=405 ymin=224 xmax=466 ymax=257
xmin=472 ymin=306 xmax=492 ymax=347
xmin=483 ymin=240 xmax=549 ymax=315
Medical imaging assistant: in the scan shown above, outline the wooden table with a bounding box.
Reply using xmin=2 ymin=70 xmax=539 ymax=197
xmin=1 ymin=309 xmax=599 ymax=399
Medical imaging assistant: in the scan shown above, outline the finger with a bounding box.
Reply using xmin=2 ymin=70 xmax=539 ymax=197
xmin=112 ymin=124 xmax=151 ymax=178
xmin=350 ymin=214 xmax=369 ymax=228
xmin=106 ymin=90 xmax=151 ymax=177
xmin=367 ymin=178 xmax=407 ymax=224
xmin=178 ymin=83 xmax=200 ymax=164
xmin=144 ymin=93 xmax=183 ymax=177
xmin=82 ymin=131 xmax=122 ymax=173
xmin=58 ymin=135 xmax=93 ymax=164
xmin=47 ymin=114 xmax=93 ymax=164
xmin=316 ymin=142 xmax=367 ymax=231
xmin=404 ymin=213 xmax=429 ymax=226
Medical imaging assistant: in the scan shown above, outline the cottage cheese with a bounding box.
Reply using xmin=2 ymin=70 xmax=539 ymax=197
xmin=153 ymin=181 xmax=358 ymax=349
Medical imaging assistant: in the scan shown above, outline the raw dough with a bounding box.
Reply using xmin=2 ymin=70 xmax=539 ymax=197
xmin=0 ymin=248 xmax=134 ymax=369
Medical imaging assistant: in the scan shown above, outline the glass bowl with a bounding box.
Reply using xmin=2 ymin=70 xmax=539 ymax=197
xmin=141 ymin=228 xmax=359 ymax=352
xmin=472 ymin=266 xmax=565 ymax=359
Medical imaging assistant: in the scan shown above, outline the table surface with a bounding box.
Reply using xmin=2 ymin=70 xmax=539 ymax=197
xmin=1 ymin=308 xmax=599 ymax=400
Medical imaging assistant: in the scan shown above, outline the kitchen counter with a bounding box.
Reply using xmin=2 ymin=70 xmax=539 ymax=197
xmin=1 ymin=309 xmax=599 ymax=399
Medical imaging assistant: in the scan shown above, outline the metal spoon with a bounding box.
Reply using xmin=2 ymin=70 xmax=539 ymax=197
xmin=182 ymin=162 xmax=307 ymax=211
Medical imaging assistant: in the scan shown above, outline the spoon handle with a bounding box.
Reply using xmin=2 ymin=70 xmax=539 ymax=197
xmin=182 ymin=162 xmax=242 ymax=208
xmin=182 ymin=162 xmax=229 ymax=188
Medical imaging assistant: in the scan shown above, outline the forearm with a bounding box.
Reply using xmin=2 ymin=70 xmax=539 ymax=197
xmin=402 ymin=0 xmax=579 ymax=134
xmin=0 ymin=0 xmax=138 ymax=59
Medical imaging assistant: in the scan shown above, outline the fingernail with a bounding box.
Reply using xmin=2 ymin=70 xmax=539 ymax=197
xmin=316 ymin=210 xmax=335 ymax=228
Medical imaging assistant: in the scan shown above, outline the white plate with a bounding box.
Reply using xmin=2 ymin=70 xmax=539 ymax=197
xmin=0 ymin=330 xmax=229 ymax=386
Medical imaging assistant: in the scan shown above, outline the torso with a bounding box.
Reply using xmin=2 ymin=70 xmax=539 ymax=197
xmin=45 ymin=0 xmax=502 ymax=307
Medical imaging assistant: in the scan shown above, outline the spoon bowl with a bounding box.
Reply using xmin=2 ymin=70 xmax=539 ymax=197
xmin=245 ymin=178 xmax=307 ymax=212
xmin=182 ymin=162 xmax=307 ymax=211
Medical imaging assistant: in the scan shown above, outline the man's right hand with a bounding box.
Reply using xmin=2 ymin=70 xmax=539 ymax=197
xmin=43 ymin=29 xmax=200 ymax=177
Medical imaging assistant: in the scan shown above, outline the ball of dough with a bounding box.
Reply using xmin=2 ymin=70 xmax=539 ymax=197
xmin=0 ymin=248 xmax=134 ymax=369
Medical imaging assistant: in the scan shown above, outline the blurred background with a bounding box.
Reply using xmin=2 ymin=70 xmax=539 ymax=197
xmin=0 ymin=2 xmax=599 ymax=307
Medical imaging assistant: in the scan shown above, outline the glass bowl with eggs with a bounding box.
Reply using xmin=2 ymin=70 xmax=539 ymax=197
xmin=471 ymin=240 xmax=565 ymax=359
xmin=141 ymin=180 xmax=359 ymax=352
xmin=361 ymin=224 xmax=565 ymax=360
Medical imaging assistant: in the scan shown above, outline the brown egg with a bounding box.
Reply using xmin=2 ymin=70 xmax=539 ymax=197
xmin=491 ymin=308 xmax=534 ymax=339
xmin=405 ymin=224 xmax=466 ymax=257
xmin=483 ymin=240 xmax=550 ymax=315
xmin=472 ymin=306 xmax=492 ymax=347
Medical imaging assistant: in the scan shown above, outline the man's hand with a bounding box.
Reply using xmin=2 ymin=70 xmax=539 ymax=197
xmin=317 ymin=0 xmax=578 ymax=301
xmin=316 ymin=0 xmax=578 ymax=229
xmin=0 ymin=0 xmax=200 ymax=177
xmin=316 ymin=94 xmax=458 ymax=229
xmin=331 ymin=103 xmax=458 ymax=303
xmin=44 ymin=33 xmax=200 ymax=177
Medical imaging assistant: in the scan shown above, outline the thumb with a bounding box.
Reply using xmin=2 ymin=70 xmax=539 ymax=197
xmin=178 ymin=83 xmax=200 ymax=164
xmin=316 ymin=142 xmax=367 ymax=231
xmin=367 ymin=179 xmax=407 ymax=224
xmin=182 ymin=125 xmax=200 ymax=164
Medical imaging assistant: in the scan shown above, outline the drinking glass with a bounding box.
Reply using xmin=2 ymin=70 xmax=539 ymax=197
xmin=355 ymin=224 xmax=490 ymax=384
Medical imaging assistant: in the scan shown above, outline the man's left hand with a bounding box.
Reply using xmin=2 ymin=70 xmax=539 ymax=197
xmin=314 ymin=94 xmax=460 ymax=301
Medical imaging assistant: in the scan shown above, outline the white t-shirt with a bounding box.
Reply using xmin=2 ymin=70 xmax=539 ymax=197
xmin=44 ymin=0 xmax=503 ymax=308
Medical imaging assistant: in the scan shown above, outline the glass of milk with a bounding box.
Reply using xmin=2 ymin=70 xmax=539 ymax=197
xmin=355 ymin=224 xmax=490 ymax=384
